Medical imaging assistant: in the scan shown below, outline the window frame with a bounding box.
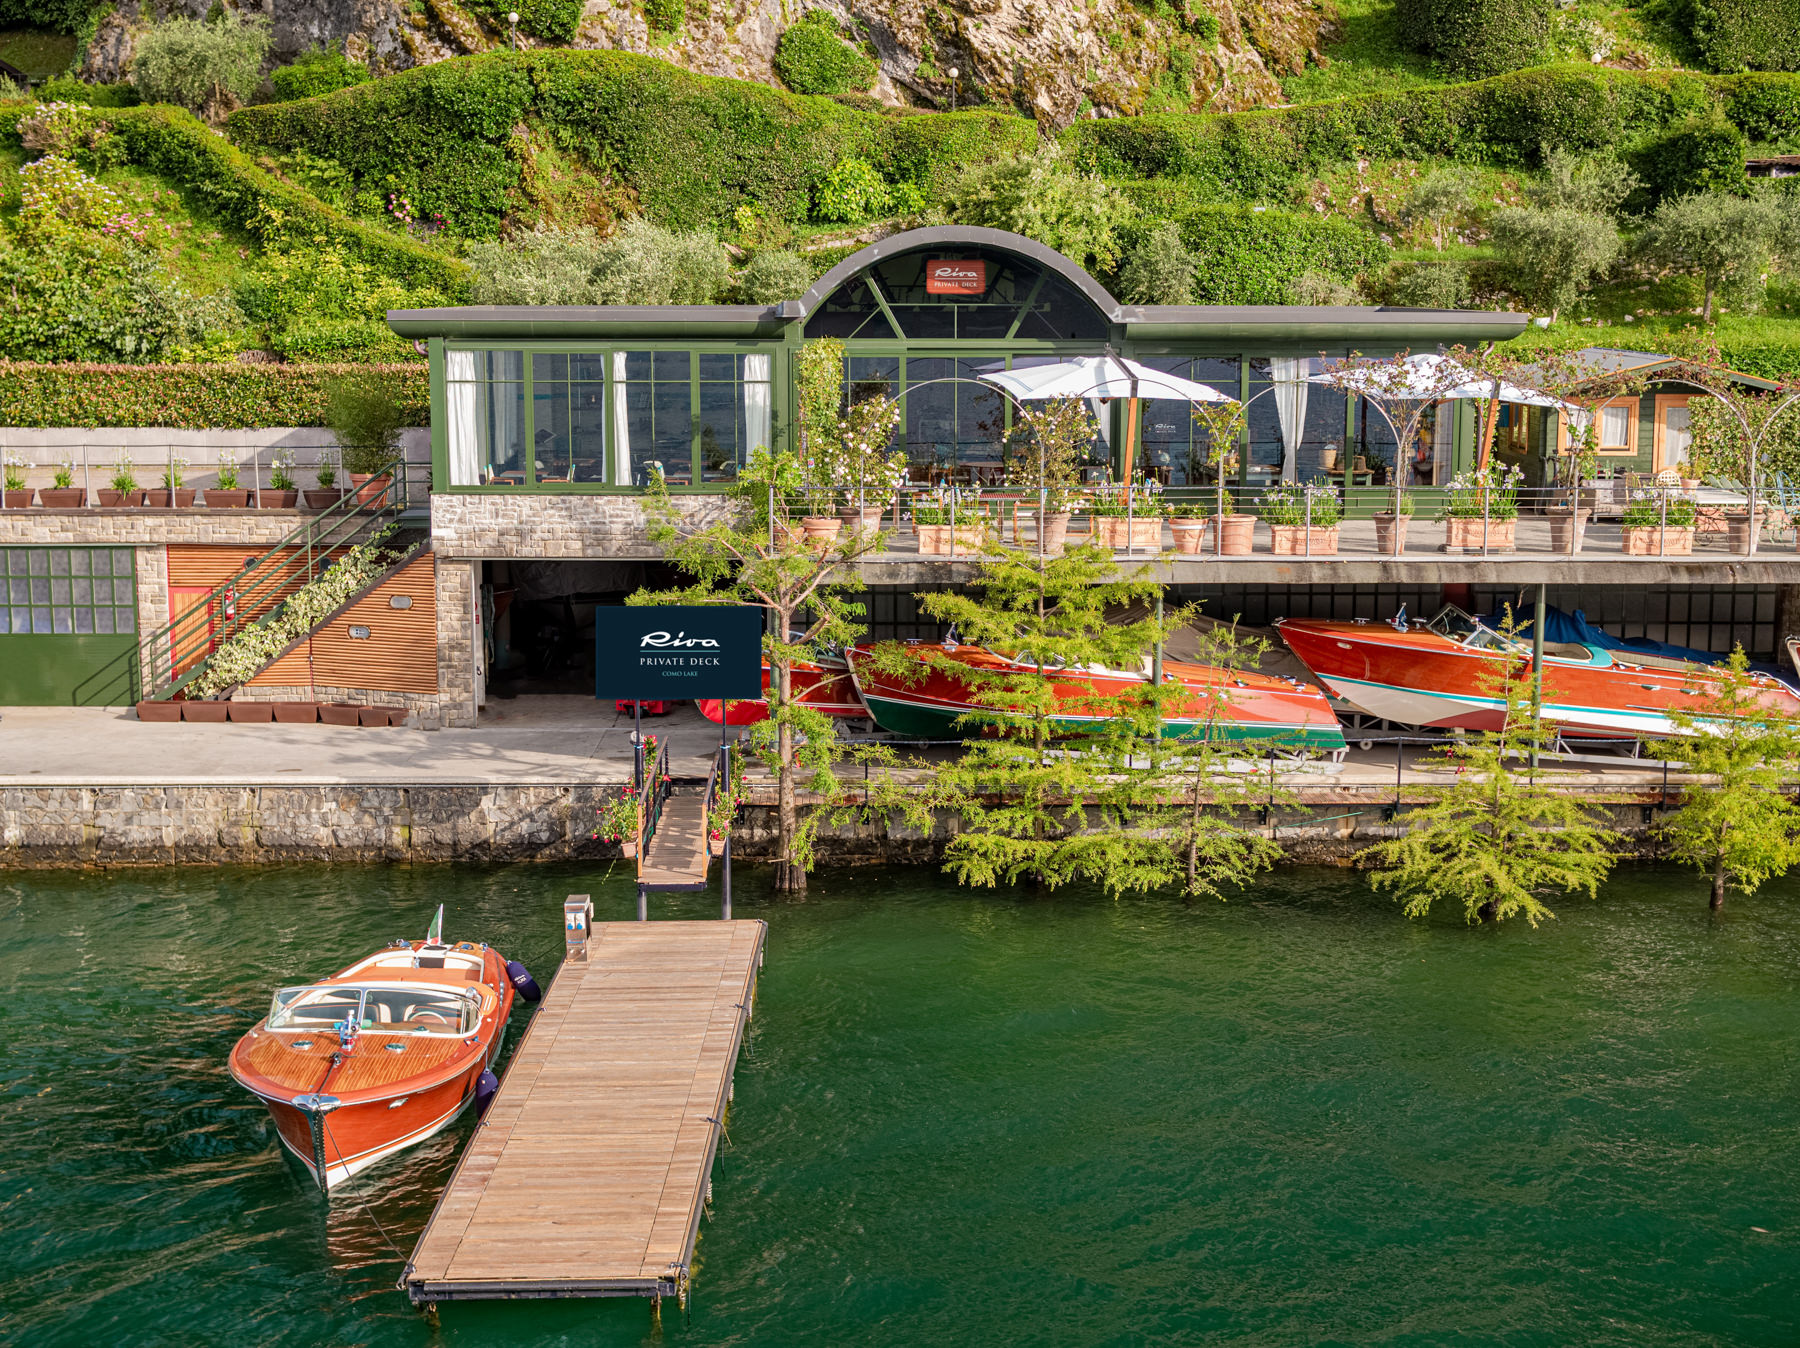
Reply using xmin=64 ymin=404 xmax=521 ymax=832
xmin=1652 ymin=393 xmax=1693 ymax=475
xmin=1559 ymin=396 xmax=1640 ymax=457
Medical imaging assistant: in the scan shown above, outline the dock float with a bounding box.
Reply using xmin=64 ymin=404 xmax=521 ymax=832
xmin=402 ymin=914 xmax=767 ymax=1305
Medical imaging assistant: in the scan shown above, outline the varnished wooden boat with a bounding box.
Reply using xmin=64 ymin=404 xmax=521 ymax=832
xmin=844 ymin=640 xmax=1348 ymax=752
xmin=228 ymin=909 xmax=532 ymax=1194
xmin=697 ymin=650 xmax=867 ymax=726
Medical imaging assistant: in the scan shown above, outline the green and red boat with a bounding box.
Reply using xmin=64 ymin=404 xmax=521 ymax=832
xmin=844 ymin=640 xmax=1347 ymax=753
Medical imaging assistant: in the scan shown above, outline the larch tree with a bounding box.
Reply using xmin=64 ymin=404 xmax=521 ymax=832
xmin=1658 ymin=647 xmax=1800 ymax=911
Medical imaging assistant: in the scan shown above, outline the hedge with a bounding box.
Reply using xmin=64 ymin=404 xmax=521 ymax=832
xmin=1176 ymin=206 xmax=1390 ymax=303
xmin=1694 ymin=0 xmax=1800 ymax=75
xmin=1394 ymin=0 xmax=1550 ymax=80
xmin=0 ymin=102 xmax=470 ymax=295
xmin=225 ymin=50 xmax=1034 ymax=235
xmin=0 ymin=362 xmax=429 ymax=428
xmin=774 ymin=13 xmax=878 ymax=97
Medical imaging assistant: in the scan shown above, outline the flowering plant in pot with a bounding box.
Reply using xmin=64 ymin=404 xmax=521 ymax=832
xmin=1003 ymin=397 xmax=1094 ymax=553
xmin=1440 ymin=463 xmax=1520 ymax=552
xmin=913 ymin=487 xmax=988 ymax=554
xmin=40 ymin=459 xmax=82 ymax=507
xmin=147 ymin=456 xmax=195 ymax=508
xmin=2 ymin=455 xmax=31 ymax=508
xmin=100 ymin=458 xmax=143 ymax=507
xmin=1621 ymin=492 xmax=1698 ymax=555
xmin=205 ymin=455 xmax=250 ymax=507
xmin=305 ymin=450 xmax=343 ymax=509
xmin=1259 ymin=483 xmax=1342 ymax=554
xmin=263 ymin=451 xmax=299 ymax=508
xmin=817 ymin=396 xmax=905 ymax=531
xmin=593 ymin=787 xmax=644 ymax=857
xmin=1086 ymin=479 xmax=1164 ymax=549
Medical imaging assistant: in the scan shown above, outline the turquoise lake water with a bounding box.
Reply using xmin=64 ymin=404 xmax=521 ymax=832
xmin=3 ymin=863 xmax=1798 ymax=1346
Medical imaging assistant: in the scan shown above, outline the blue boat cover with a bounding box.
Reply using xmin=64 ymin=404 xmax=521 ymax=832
xmin=1482 ymin=605 xmax=1799 ymax=690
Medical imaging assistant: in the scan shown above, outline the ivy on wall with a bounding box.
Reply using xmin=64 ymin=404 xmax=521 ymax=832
xmin=0 ymin=362 xmax=429 ymax=428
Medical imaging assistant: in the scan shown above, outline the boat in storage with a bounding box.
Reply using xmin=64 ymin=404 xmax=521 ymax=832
xmin=228 ymin=908 xmax=534 ymax=1193
xmin=845 ymin=641 xmax=1347 ymax=753
xmin=697 ymin=650 xmax=867 ymax=727
xmin=1277 ymin=606 xmax=1800 ymax=738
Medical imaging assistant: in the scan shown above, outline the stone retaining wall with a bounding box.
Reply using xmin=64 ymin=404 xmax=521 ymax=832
xmin=430 ymin=493 xmax=736 ymax=559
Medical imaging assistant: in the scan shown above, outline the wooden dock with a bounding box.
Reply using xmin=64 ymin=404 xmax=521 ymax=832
xmin=403 ymin=918 xmax=766 ymax=1304
xmin=640 ymin=787 xmax=713 ymax=891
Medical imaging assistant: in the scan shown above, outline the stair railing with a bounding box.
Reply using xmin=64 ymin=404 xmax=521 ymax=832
xmin=139 ymin=456 xmax=416 ymax=700
xmin=634 ymin=735 xmax=673 ymax=881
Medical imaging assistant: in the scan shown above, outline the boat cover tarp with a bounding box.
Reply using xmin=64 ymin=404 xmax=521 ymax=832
xmin=1483 ymin=605 xmax=1798 ymax=689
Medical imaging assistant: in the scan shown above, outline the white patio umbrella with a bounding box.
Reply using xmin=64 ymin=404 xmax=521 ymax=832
xmin=980 ymin=354 xmax=1234 ymax=484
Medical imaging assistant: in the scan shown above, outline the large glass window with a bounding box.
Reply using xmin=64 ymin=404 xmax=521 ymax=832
xmin=531 ymin=354 xmax=608 ymax=484
xmin=1246 ymin=357 xmax=1348 ymax=486
xmin=697 ymin=353 xmax=771 ymax=482
xmin=0 ymin=547 xmax=136 ymax=636
xmin=1135 ymin=357 xmax=1241 ymax=486
xmin=803 ymin=246 xmax=1109 ymax=342
xmin=901 ymin=357 xmax=1009 ymax=485
xmin=617 ymin=351 xmax=694 ymax=484
xmin=445 ymin=350 xmax=525 ymax=486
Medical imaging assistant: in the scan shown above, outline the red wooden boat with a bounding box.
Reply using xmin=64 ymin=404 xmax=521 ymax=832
xmin=844 ymin=640 xmax=1347 ymax=752
xmin=228 ymin=908 xmax=535 ymax=1194
xmin=1277 ymin=606 xmax=1800 ymax=738
xmin=697 ymin=650 xmax=867 ymax=726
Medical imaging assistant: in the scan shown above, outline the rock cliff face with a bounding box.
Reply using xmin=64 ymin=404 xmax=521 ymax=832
xmin=81 ymin=0 xmax=1332 ymax=125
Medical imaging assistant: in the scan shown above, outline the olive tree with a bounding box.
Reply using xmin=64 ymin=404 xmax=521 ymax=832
xmin=1635 ymin=193 xmax=1784 ymax=323
xmin=1489 ymin=206 xmax=1621 ymax=321
xmin=131 ymin=12 xmax=271 ymax=118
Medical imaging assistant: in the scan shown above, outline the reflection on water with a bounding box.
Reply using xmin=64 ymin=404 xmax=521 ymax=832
xmin=3 ymin=864 xmax=1800 ymax=1346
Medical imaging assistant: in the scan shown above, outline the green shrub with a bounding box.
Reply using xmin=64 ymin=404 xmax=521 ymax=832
xmin=269 ymin=46 xmax=371 ymax=102
xmin=1727 ymin=76 xmax=1800 ymax=143
xmin=0 ymin=360 xmax=429 ymax=427
xmin=0 ymin=0 xmax=103 ymax=35
xmin=941 ymin=150 xmax=1135 ymax=274
xmin=1694 ymin=0 xmax=1800 ymax=75
xmin=1388 ymin=260 xmax=1473 ymax=308
xmin=467 ymin=224 xmax=611 ymax=303
xmin=813 ymin=157 xmax=891 ymax=221
xmin=468 ymin=0 xmax=585 ymax=41
xmin=326 ymin=368 xmax=408 ymax=473
xmin=1177 ymin=206 xmax=1387 ymax=304
xmin=1628 ymin=112 xmax=1749 ymax=203
xmin=774 ymin=11 xmax=877 ymax=96
xmin=0 ymin=233 xmax=188 ymax=361
xmin=236 ymin=237 xmax=437 ymax=360
xmin=130 ymin=12 xmax=272 ymax=116
xmin=1288 ymin=271 xmax=1358 ymax=304
xmin=466 ymin=218 xmax=730 ymax=303
xmin=38 ymin=77 xmax=139 ymax=107
xmin=643 ymin=0 xmax=684 ymax=33
xmin=1524 ymin=149 xmax=1638 ymax=215
xmin=1116 ymin=221 xmax=1194 ymax=303
xmin=737 ymin=248 xmax=814 ymax=302
xmin=1394 ymin=0 xmax=1551 ymax=78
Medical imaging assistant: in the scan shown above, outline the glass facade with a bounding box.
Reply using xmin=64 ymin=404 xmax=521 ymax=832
xmin=803 ymin=246 xmax=1110 ymax=343
xmin=0 ymin=547 xmax=136 ymax=635
xmin=1136 ymin=357 xmax=1242 ymax=486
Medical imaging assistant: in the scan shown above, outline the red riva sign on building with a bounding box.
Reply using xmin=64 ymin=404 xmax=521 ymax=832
xmin=925 ymin=259 xmax=987 ymax=294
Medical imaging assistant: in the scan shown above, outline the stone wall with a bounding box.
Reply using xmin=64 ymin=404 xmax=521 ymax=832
xmin=0 ymin=511 xmax=303 ymax=548
xmin=430 ymin=493 xmax=737 ymax=560
xmin=435 ymin=558 xmax=479 ymax=728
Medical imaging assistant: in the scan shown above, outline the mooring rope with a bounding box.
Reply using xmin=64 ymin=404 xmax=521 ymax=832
xmin=319 ymin=1113 xmax=411 ymax=1272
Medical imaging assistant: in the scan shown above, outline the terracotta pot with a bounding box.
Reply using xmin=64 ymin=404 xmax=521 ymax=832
xmin=260 ymin=489 xmax=300 ymax=508
xmin=135 ymin=700 xmax=182 ymax=723
xmin=144 ymin=488 xmax=197 ymax=507
xmin=917 ymin=522 xmax=988 ymax=555
xmin=1622 ymin=525 xmax=1694 ymax=556
xmin=1269 ymin=524 xmax=1340 ymax=556
xmin=38 ymin=488 xmax=85 ymax=507
xmin=1373 ymin=513 xmax=1410 ymax=555
xmin=836 ymin=505 xmax=886 ymax=533
xmin=708 ymin=837 xmax=726 ymax=858
xmin=1039 ymin=510 xmax=1072 ymax=554
xmin=98 ymin=489 xmax=145 ymax=507
xmin=358 ymin=706 xmax=395 ymax=726
xmin=226 ymin=700 xmax=274 ymax=723
xmin=303 ymin=488 xmax=344 ymax=509
xmin=270 ymin=701 xmax=319 ymax=723
xmin=1205 ymin=514 xmax=1254 ymax=556
xmin=1725 ymin=514 xmax=1762 ymax=551
xmin=1443 ymin=516 xmax=1517 ymax=554
xmin=3 ymin=489 xmax=32 ymax=508
xmin=180 ymin=700 xmax=229 ymax=723
xmin=319 ymin=704 xmax=362 ymax=725
xmin=774 ymin=522 xmax=806 ymax=548
xmin=349 ymin=472 xmax=392 ymax=505
xmin=800 ymin=515 xmax=843 ymax=549
xmin=204 ymin=489 xmax=251 ymax=507
xmin=1170 ymin=518 xmax=1207 ymax=554
xmin=1548 ymin=507 xmax=1589 ymax=555
xmin=620 ymin=839 xmax=639 ymax=859
xmin=1094 ymin=516 xmax=1162 ymax=549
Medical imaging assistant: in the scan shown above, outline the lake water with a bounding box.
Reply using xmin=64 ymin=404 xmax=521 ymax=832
xmin=3 ymin=863 xmax=1798 ymax=1346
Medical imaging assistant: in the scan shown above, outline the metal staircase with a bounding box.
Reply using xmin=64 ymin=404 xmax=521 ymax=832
xmin=140 ymin=458 xmax=422 ymax=701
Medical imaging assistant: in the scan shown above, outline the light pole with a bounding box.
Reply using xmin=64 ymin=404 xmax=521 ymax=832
xmin=507 ymin=10 xmax=519 ymax=48
xmin=948 ymin=66 xmax=959 ymax=112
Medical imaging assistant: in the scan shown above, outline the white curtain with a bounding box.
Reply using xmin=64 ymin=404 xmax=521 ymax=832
xmin=445 ymin=350 xmax=481 ymax=486
xmin=1271 ymin=357 xmax=1311 ymax=484
xmin=1433 ymin=402 xmax=1455 ymax=481
xmin=1664 ymin=404 xmax=1692 ymax=467
xmin=1599 ymin=403 xmax=1631 ymax=451
xmin=743 ymin=354 xmax=771 ymax=465
xmin=611 ymin=351 xmax=632 ymax=485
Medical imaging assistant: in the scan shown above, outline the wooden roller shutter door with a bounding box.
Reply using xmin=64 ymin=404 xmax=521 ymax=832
xmin=250 ymin=554 xmax=439 ymax=693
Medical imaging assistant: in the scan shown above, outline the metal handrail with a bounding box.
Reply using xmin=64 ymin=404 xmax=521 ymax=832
xmin=634 ymin=736 xmax=672 ymax=880
xmin=140 ymin=457 xmax=417 ymax=700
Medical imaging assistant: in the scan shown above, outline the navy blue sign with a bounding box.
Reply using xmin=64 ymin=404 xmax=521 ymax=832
xmin=594 ymin=605 xmax=764 ymax=700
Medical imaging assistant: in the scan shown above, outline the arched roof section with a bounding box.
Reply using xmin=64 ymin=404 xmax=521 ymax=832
xmin=786 ymin=227 xmax=1120 ymax=343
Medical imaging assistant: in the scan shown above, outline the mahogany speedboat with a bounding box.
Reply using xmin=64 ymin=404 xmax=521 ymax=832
xmin=229 ymin=908 xmax=537 ymax=1194
xmin=697 ymin=649 xmax=868 ymax=726
xmin=1278 ymin=606 xmax=1800 ymax=738
xmin=845 ymin=640 xmax=1348 ymax=753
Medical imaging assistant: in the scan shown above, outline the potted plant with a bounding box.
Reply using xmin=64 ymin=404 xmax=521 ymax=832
xmin=327 ymin=371 xmax=403 ymax=504
xmin=1440 ymin=464 xmax=1520 ymax=553
xmin=1373 ymin=491 xmax=1415 ymax=554
xmin=305 ymin=450 xmax=343 ymax=509
xmin=1621 ymin=493 xmax=1698 ymax=555
xmin=205 ymin=454 xmax=250 ymax=507
xmin=914 ymin=490 xmax=987 ymax=554
xmin=1087 ymin=483 xmax=1164 ymax=550
xmin=1004 ymin=397 xmax=1095 ymax=555
xmin=39 ymin=459 xmax=83 ymax=508
xmin=146 ymin=456 xmax=196 ymax=508
xmin=1169 ymin=503 xmax=1209 ymax=554
xmin=593 ymin=788 xmax=643 ymax=858
xmin=1190 ymin=401 xmax=1252 ymax=554
xmin=1548 ymin=422 xmax=1596 ymax=554
xmin=798 ymin=484 xmax=843 ymax=547
xmin=99 ymin=458 xmax=143 ymax=507
xmin=262 ymin=451 xmax=299 ymax=508
xmin=820 ymin=396 xmax=904 ymax=534
xmin=1259 ymin=483 xmax=1342 ymax=555
xmin=3 ymin=455 xmax=31 ymax=508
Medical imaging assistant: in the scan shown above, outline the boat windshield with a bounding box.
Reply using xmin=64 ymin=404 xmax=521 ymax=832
xmin=267 ymin=984 xmax=478 ymax=1035
xmin=1423 ymin=605 xmax=1479 ymax=641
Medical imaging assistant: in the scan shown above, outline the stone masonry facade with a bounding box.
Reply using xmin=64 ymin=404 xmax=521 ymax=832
xmin=430 ymin=493 xmax=736 ymax=559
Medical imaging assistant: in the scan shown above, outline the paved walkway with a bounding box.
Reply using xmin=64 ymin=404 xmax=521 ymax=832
xmin=0 ymin=698 xmax=728 ymax=787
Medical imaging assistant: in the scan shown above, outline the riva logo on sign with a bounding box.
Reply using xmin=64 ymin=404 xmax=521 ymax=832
xmin=925 ymin=259 xmax=987 ymax=295
xmin=595 ymin=605 xmax=762 ymax=700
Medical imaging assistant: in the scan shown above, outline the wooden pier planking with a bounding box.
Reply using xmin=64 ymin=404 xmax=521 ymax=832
xmin=404 ymin=919 xmax=765 ymax=1303
xmin=639 ymin=789 xmax=714 ymax=890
